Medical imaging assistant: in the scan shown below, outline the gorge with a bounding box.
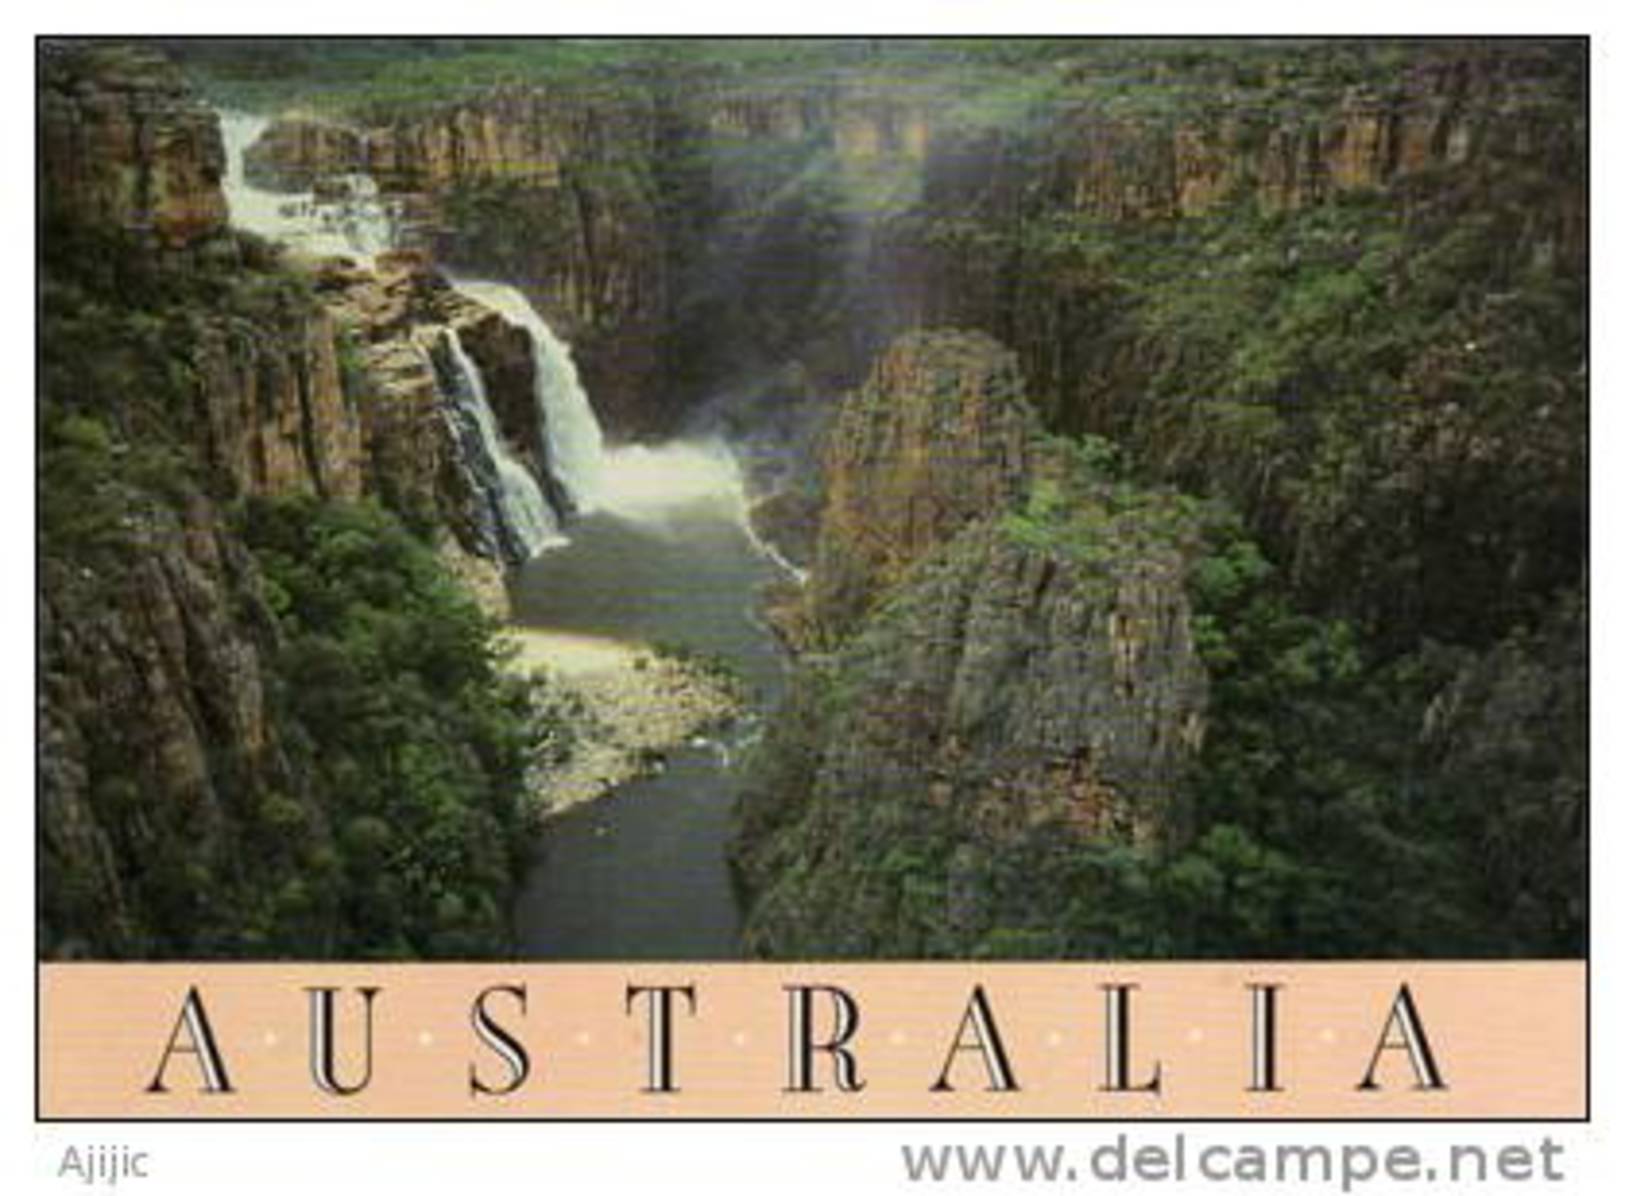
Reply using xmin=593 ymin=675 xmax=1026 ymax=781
xmin=218 ymin=85 xmax=792 ymax=959
xmin=38 ymin=38 xmax=1587 ymax=962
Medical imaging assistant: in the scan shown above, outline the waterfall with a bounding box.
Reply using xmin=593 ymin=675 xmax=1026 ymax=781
xmin=214 ymin=108 xmax=774 ymax=561
xmin=216 ymin=111 xmax=399 ymax=265
xmin=447 ymin=280 xmax=607 ymax=514
xmin=443 ymin=280 xmax=753 ymax=533
xmin=434 ymin=330 xmax=563 ymax=563
xmin=446 ymin=281 xmax=782 ymax=545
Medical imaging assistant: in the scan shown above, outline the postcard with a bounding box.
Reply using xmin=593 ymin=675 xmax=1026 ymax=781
xmin=35 ymin=30 xmax=1588 ymax=1142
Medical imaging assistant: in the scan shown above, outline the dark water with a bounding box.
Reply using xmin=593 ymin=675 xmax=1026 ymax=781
xmin=508 ymin=494 xmax=786 ymax=959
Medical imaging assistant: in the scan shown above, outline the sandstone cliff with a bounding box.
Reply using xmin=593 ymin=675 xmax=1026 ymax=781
xmin=243 ymin=114 xmax=366 ymax=191
xmin=310 ymin=250 xmax=552 ymax=559
xmin=803 ymin=329 xmax=1035 ymax=642
xmin=40 ymin=42 xmax=228 ymax=248
xmin=39 ymin=45 xmax=544 ymax=956
xmin=39 ymin=492 xmax=303 ymax=956
xmin=734 ymin=331 xmax=1209 ymax=956
xmin=191 ymin=300 xmax=365 ymax=501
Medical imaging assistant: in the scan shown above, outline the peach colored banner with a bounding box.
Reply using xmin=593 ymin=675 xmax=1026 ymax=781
xmin=40 ymin=962 xmax=1584 ymax=1119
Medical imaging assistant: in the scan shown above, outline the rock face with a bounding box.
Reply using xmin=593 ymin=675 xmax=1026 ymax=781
xmin=193 ymin=304 xmax=365 ymax=501
xmin=39 ymin=41 xmax=228 ymax=248
xmin=804 ymin=330 xmax=1036 ymax=642
xmin=362 ymin=92 xmax=594 ymax=192
xmin=38 ymin=46 xmax=558 ymax=956
xmin=243 ymin=114 xmax=365 ymax=190
xmin=1033 ymin=60 xmax=1572 ymax=224
xmin=39 ymin=493 xmax=301 ymax=957
xmin=733 ymin=331 xmax=1208 ymax=957
xmin=311 ymin=251 xmax=551 ymax=553
xmin=905 ymin=45 xmax=1584 ymax=236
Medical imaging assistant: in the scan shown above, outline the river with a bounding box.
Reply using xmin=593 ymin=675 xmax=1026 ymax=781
xmin=508 ymin=443 xmax=790 ymax=959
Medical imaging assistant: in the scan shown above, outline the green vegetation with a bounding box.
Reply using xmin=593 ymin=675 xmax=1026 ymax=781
xmin=740 ymin=433 xmax=1584 ymax=959
xmin=39 ymin=224 xmax=312 ymax=564
xmin=1003 ymin=434 xmax=1205 ymax=585
xmin=888 ymin=41 xmax=1585 ymax=652
xmin=161 ymin=38 xmax=656 ymax=114
xmin=162 ymin=39 xmax=1002 ymax=115
xmin=709 ymin=41 xmax=1581 ymax=961
xmin=1120 ymin=191 xmax=1581 ymax=649
xmin=39 ymin=223 xmax=546 ymax=959
xmin=165 ymin=37 xmax=1494 ymax=126
xmin=239 ymin=496 xmax=536 ymax=957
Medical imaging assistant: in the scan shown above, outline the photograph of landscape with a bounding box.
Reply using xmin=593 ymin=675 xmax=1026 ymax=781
xmin=37 ymin=36 xmax=1586 ymax=964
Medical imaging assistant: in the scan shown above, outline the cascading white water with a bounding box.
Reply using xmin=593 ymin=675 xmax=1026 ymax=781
xmin=438 ymin=330 xmax=563 ymax=561
xmin=214 ymin=110 xmax=559 ymax=560
xmin=217 ymin=111 xmax=399 ymax=265
xmin=447 ymin=279 xmax=764 ymax=535
xmin=215 ymin=108 xmax=773 ymax=559
xmin=446 ymin=279 xmax=607 ymax=513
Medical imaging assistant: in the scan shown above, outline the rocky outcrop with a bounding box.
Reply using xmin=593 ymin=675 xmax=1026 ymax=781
xmin=734 ymin=331 xmax=1208 ymax=956
xmin=310 ymin=250 xmax=552 ymax=557
xmin=736 ymin=513 xmax=1208 ymax=955
xmin=450 ymin=298 xmax=544 ymax=472
xmin=803 ymin=329 xmax=1036 ymax=642
xmin=39 ymin=493 xmax=302 ymax=956
xmin=40 ymin=41 xmax=228 ymax=248
xmin=243 ymin=114 xmax=365 ymax=190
